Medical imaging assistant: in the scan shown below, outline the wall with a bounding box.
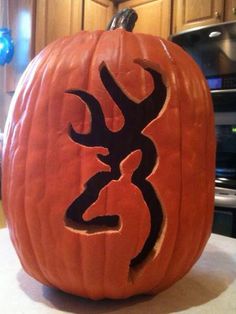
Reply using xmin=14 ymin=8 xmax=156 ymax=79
xmin=0 ymin=0 xmax=12 ymax=132
xmin=0 ymin=0 xmax=34 ymax=132
xmin=0 ymin=69 xmax=12 ymax=132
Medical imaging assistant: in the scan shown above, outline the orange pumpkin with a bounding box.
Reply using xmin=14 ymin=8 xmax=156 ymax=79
xmin=2 ymin=9 xmax=215 ymax=300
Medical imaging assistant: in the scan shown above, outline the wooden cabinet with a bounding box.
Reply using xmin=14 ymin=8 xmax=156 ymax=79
xmin=118 ymin=0 xmax=171 ymax=38
xmin=224 ymin=0 xmax=236 ymax=21
xmin=35 ymin=0 xmax=83 ymax=55
xmin=35 ymin=0 xmax=113 ymax=54
xmin=84 ymin=0 xmax=114 ymax=31
xmin=173 ymin=0 xmax=224 ymax=33
xmin=173 ymin=0 xmax=236 ymax=34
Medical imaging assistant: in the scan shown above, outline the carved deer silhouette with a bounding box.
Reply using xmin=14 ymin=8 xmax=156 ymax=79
xmin=65 ymin=59 xmax=167 ymax=267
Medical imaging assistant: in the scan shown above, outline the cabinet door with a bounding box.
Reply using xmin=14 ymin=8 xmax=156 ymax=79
xmin=83 ymin=0 xmax=114 ymax=31
xmin=173 ymin=0 xmax=224 ymax=34
xmin=119 ymin=0 xmax=171 ymax=39
xmin=35 ymin=0 xmax=83 ymax=54
xmin=224 ymin=0 xmax=236 ymax=21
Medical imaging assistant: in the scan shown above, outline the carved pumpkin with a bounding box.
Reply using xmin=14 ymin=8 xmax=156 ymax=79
xmin=2 ymin=9 xmax=215 ymax=300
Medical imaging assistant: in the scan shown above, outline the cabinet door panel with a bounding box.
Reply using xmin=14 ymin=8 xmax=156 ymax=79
xmin=119 ymin=0 xmax=171 ymax=38
xmin=224 ymin=0 xmax=236 ymax=21
xmin=173 ymin=0 xmax=224 ymax=33
xmin=83 ymin=0 xmax=114 ymax=31
xmin=35 ymin=0 xmax=83 ymax=54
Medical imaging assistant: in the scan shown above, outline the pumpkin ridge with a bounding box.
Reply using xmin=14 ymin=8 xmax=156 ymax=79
xmin=20 ymin=59 xmax=52 ymax=284
xmin=150 ymin=38 xmax=183 ymax=292
xmin=45 ymin=44 xmax=68 ymax=286
xmin=25 ymin=47 xmax=63 ymax=283
xmin=32 ymin=59 xmax=58 ymax=283
xmin=39 ymin=53 xmax=62 ymax=282
xmin=155 ymin=41 xmax=215 ymax=292
xmin=183 ymin=61 xmax=207 ymax=270
xmin=2 ymin=52 xmax=47 ymax=265
xmin=179 ymin=56 xmax=209 ymax=275
xmin=167 ymin=41 xmax=197 ymax=290
xmin=188 ymin=62 xmax=214 ymax=266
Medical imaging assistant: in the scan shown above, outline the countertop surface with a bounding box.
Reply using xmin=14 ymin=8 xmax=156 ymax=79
xmin=0 ymin=227 xmax=236 ymax=314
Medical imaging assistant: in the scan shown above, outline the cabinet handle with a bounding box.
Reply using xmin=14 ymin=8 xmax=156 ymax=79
xmin=232 ymin=7 xmax=236 ymax=15
xmin=214 ymin=11 xmax=221 ymax=19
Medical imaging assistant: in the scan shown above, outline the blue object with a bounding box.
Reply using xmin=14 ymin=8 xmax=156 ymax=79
xmin=207 ymin=77 xmax=223 ymax=90
xmin=0 ymin=28 xmax=14 ymax=66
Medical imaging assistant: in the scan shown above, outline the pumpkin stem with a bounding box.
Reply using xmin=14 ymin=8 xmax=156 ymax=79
xmin=106 ymin=8 xmax=138 ymax=32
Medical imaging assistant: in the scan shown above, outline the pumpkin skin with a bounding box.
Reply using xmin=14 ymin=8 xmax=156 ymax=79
xmin=2 ymin=29 xmax=215 ymax=300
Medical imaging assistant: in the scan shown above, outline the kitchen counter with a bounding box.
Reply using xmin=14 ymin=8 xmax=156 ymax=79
xmin=0 ymin=228 xmax=236 ymax=314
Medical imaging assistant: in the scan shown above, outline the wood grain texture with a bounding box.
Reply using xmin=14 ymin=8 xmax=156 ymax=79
xmin=35 ymin=0 xmax=83 ymax=54
xmin=83 ymin=0 xmax=114 ymax=31
xmin=173 ymin=0 xmax=224 ymax=33
xmin=119 ymin=0 xmax=171 ymax=38
xmin=224 ymin=0 xmax=236 ymax=21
